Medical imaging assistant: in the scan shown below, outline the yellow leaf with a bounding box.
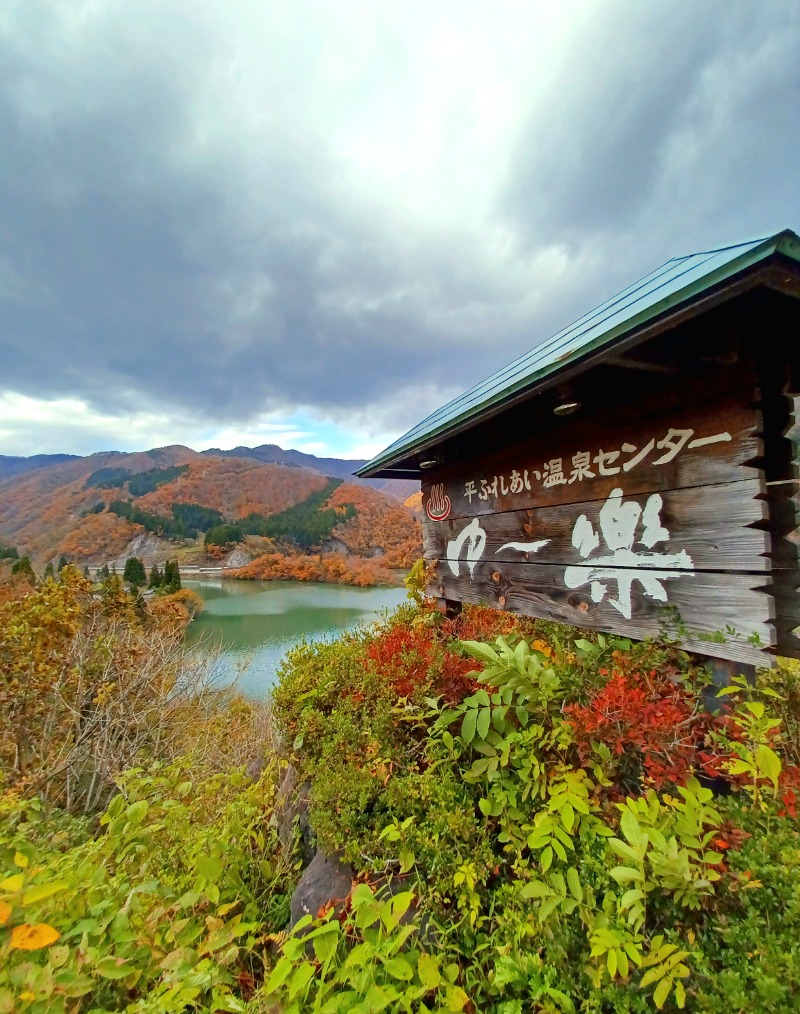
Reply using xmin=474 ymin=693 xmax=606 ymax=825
xmin=0 ymin=900 xmax=11 ymax=926
xmin=0 ymin=874 xmax=24 ymax=893
xmin=9 ymin=923 xmax=61 ymax=951
xmin=13 ymin=853 xmax=29 ymax=870
xmin=19 ymin=992 xmax=36 ymax=1002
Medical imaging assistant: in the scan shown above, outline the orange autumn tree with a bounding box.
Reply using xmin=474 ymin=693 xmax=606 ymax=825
xmin=0 ymin=568 xmax=219 ymax=813
xmin=232 ymin=551 xmax=395 ymax=586
xmin=327 ymin=483 xmax=422 ymax=568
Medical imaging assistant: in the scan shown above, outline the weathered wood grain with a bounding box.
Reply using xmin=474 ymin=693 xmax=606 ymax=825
xmin=422 ymin=383 xmax=762 ymax=521
xmin=427 ymin=559 xmax=774 ymax=667
xmin=423 ymin=480 xmax=769 ymax=573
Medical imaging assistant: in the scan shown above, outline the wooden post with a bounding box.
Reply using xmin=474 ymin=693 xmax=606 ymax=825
xmin=701 ymin=655 xmax=757 ymax=713
xmin=436 ymin=598 xmax=462 ymax=620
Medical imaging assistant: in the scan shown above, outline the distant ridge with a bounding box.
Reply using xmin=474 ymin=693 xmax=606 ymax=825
xmin=0 ymin=453 xmax=80 ymax=480
xmin=201 ymin=443 xmax=416 ymax=499
xmin=0 ymin=444 xmax=417 ymax=499
xmin=201 ymin=443 xmax=367 ymax=481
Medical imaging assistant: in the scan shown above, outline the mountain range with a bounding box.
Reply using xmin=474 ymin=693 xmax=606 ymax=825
xmin=0 ymin=444 xmax=420 ymax=572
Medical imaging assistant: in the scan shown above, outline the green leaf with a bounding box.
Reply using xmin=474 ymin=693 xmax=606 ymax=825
xmin=609 ymin=866 xmax=643 ymax=885
xmin=125 ymin=799 xmax=148 ymax=826
xmin=390 ymin=892 xmax=415 ymax=923
xmin=608 ymin=838 xmax=640 ymax=863
xmin=469 ymin=758 xmax=492 ymax=777
xmin=541 ymin=846 xmax=554 ymax=872
xmin=620 ymin=808 xmax=645 ymax=847
xmin=443 ymin=985 xmax=470 ymax=1010
xmin=476 ymin=708 xmax=490 ymax=741
xmin=653 ymin=975 xmax=672 ymax=1009
xmin=196 ymin=855 xmax=223 ymax=881
xmin=675 ymin=979 xmax=687 ymax=1008
xmin=399 ymin=847 xmax=415 ymax=874
xmin=620 ymin=888 xmax=644 ymax=909
xmin=702 ymin=852 xmax=723 ymax=865
xmin=288 ymin=961 xmax=314 ymax=1000
xmin=418 ymin=952 xmax=441 ymax=990
xmin=640 ymin=966 xmax=666 ymax=988
xmin=519 ymin=880 xmax=550 ymax=899
xmin=312 ymin=926 xmax=340 ymax=964
xmin=362 ymin=984 xmax=393 ymax=1011
xmin=22 ymin=881 xmax=68 ymax=906
xmin=461 ymin=709 xmax=477 ymax=744
xmin=383 ymin=955 xmax=413 ymax=981
xmin=756 ymin=744 xmax=782 ymax=787
xmin=95 ymin=957 xmax=133 ymax=980
xmin=351 ymin=884 xmax=375 ymax=907
xmin=566 ymin=868 xmax=583 ymax=902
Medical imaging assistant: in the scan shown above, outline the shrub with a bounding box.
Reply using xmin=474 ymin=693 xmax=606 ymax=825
xmin=564 ymin=669 xmax=725 ymax=792
xmin=0 ymin=568 xmax=220 ymax=812
xmin=271 ymin=601 xmax=800 ymax=1012
xmin=0 ymin=759 xmax=293 ymax=1012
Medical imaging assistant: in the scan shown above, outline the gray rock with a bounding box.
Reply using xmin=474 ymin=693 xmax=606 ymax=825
xmin=224 ymin=547 xmax=251 ymax=569
xmin=290 ymin=849 xmax=353 ymax=927
xmin=276 ymin=763 xmax=315 ymax=864
xmin=246 ymin=754 xmax=266 ymax=781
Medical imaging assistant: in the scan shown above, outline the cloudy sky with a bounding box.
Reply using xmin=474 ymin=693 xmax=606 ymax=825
xmin=1 ymin=1 xmax=798 ymax=459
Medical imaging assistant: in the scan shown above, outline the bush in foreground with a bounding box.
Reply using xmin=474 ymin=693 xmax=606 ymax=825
xmin=1 ymin=575 xmax=799 ymax=1013
xmin=268 ymin=600 xmax=800 ymax=1013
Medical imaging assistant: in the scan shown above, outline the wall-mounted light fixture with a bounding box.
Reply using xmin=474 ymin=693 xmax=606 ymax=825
xmin=553 ymin=384 xmax=581 ymax=416
xmin=419 ymin=455 xmax=443 ymax=470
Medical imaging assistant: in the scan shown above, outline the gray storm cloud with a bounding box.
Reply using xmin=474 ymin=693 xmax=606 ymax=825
xmin=0 ymin=0 xmax=798 ymax=447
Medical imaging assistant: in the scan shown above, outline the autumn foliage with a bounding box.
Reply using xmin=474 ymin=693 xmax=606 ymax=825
xmin=365 ymin=622 xmax=479 ymax=701
xmin=328 ymin=483 xmax=422 ymax=569
xmin=564 ymin=669 xmax=726 ymax=791
xmin=231 ymin=550 xmax=396 ymax=586
xmin=0 ymin=448 xmax=421 ymax=584
xmin=0 ymin=568 xmax=223 ymax=812
xmin=135 ymin=457 xmax=328 ymax=519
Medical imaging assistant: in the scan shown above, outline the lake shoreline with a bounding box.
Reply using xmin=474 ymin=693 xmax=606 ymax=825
xmin=183 ymin=578 xmax=406 ymax=698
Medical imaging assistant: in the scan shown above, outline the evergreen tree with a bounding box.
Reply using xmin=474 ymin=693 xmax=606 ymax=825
xmin=57 ymin=555 xmax=68 ymax=572
xmin=149 ymin=564 xmax=162 ymax=589
xmin=100 ymin=563 xmax=110 ymax=580
xmin=44 ymin=561 xmax=55 ymax=580
xmin=83 ymin=565 xmax=91 ymax=579
xmin=11 ymin=556 xmax=36 ymax=584
xmin=162 ymin=559 xmax=182 ymax=593
xmin=123 ymin=556 xmax=146 ymax=588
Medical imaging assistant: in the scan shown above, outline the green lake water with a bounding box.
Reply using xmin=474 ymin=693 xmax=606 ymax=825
xmin=184 ymin=578 xmax=407 ymax=698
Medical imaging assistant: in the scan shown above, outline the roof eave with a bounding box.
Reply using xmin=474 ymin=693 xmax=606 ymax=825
xmin=357 ymin=231 xmax=800 ymax=478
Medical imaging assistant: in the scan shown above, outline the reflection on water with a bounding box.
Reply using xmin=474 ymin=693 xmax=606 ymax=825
xmin=184 ymin=579 xmax=406 ymax=698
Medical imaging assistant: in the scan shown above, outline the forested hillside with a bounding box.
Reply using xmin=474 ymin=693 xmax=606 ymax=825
xmin=0 ymin=444 xmax=421 ymax=579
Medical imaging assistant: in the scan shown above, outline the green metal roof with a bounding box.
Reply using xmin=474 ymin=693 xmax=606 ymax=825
xmin=357 ymin=228 xmax=800 ymax=477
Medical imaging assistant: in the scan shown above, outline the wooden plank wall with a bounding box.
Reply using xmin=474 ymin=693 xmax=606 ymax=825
xmin=422 ymin=372 xmax=778 ymax=666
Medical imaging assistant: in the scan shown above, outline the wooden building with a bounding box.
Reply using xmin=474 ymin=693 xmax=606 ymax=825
xmin=357 ymin=230 xmax=800 ymax=667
